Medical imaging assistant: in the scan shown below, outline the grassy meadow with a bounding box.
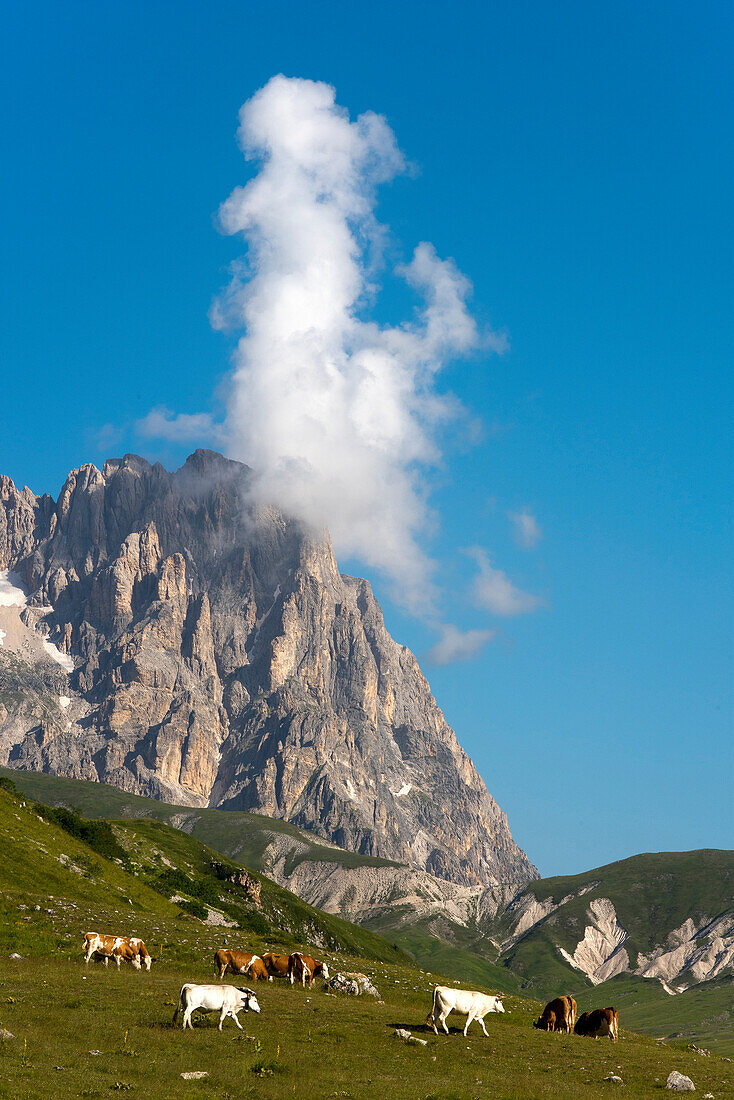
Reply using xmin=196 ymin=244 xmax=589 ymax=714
xmin=1 ymin=778 xmax=733 ymax=1096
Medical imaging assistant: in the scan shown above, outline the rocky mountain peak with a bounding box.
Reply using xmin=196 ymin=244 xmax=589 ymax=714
xmin=0 ymin=452 xmax=537 ymax=887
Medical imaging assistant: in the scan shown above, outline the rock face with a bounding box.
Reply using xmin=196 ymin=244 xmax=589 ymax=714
xmin=0 ymin=451 xmax=536 ymax=888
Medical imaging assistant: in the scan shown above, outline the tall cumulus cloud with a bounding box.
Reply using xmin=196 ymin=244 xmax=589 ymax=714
xmin=212 ymin=75 xmax=504 ymax=617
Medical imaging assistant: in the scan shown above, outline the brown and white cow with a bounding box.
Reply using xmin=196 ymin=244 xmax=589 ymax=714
xmin=261 ymin=953 xmax=291 ymax=980
xmin=534 ymin=996 xmax=577 ymax=1034
xmin=83 ymin=932 xmax=152 ymax=971
xmin=574 ymin=1007 xmax=619 ymax=1042
xmin=287 ymin=952 xmax=330 ymax=987
xmin=214 ymin=949 xmax=268 ymax=981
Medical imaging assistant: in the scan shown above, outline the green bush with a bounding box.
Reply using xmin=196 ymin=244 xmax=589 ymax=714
xmin=177 ymin=898 xmax=208 ymax=920
xmin=237 ymin=909 xmax=270 ymax=936
xmin=152 ymin=867 xmax=220 ymax=906
xmin=34 ymin=803 xmax=128 ymax=864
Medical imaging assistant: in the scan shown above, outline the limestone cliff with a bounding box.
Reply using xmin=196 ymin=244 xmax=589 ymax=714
xmin=0 ymin=450 xmax=536 ymax=887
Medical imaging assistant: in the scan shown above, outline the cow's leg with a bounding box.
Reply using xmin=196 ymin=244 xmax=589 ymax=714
xmin=183 ymin=1008 xmax=192 ymax=1030
xmin=218 ymin=1008 xmax=226 ymax=1030
xmin=441 ymin=1011 xmax=450 ymax=1035
xmin=479 ymin=1015 xmax=489 ymax=1037
xmin=104 ymin=956 xmax=109 ymax=967
xmin=463 ymin=1013 xmax=473 ymax=1037
xmin=231 ymin=1010 xmax=243 ymax=1030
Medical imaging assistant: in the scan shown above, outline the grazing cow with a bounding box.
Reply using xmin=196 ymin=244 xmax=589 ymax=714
xmin=214 ymin=949 xmax=267 ymax=981
xmin=247 ymin=956 xmax=269 ymax=982
xmin=287 ymin=952 xmax=330 ymax=987
xmin=534 ymin=996 xmax=577 ymax=1034
xmin=574 ymin=1007 xmax=619 ymax=1042
xmin=83 ymin=932 xmax=152 ymax=971
xmin=261 ymin=953 xmax=291 ymax=980
xmin=425 ymin=986 xmax=505 ymax=1036
xmin=173 ymin=984 xmax=260 ymax=1031
xmin=126 ymin=937 xmax=152 ymax=971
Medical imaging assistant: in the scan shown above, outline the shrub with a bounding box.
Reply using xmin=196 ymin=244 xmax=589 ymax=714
xmin=34 ymin=803 xmax=128 ymax=864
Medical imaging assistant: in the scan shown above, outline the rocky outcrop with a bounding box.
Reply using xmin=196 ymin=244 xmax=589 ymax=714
xmin=211 ymin=862 xmax=262 ymax=906
xmin=557 ymin=898 xmax=630 ymax=984
xmin=0 ymin=451 xmax=536 ymax=888
xmin=636 ymin=914 xmax=734 ymax=986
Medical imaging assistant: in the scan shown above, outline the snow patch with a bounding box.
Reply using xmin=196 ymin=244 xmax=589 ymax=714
xmin=42 ymin=639 xmax=74 ymax=673
xmin=58 ymin=696 xmax=71 ymax=709
xmin=344 ymin=778 xmax=357 ymax=801
xmin=0 ymin=628 xmax=5 ymax=646
xmin=393 ymin=783 xmax=412 ymax=797
xmin=0 ymin=571 xmax=27 ymax=607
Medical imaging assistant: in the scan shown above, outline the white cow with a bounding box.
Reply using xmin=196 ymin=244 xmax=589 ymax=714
xmin=426 ymin=986 xmax=505 ymax=1036
xmin=173 ymin=984 xmax=261 ymax=1031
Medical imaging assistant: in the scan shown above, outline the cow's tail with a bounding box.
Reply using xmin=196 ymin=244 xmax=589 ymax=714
xmin=426 ymin=986 xmax=439 ymax=1028
xmin=172 ymin=985 xmax=186 ymax=1028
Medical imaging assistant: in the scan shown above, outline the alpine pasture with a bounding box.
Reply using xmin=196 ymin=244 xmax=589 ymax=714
xmin=1 ymin=784 xmax=732 ymax=1098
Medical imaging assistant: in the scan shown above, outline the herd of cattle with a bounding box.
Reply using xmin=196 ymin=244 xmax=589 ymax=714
xmin=82 ymin=929 xmax=619 ymax=1040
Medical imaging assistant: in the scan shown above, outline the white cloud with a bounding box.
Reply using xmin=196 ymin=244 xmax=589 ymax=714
xmin=509 ymin=509 xmax=542 ymax=549
xmin=425 ymin=623 xmax=496 ymax=665
xmin=208 ymin=75 xmax=504 ymax=616
xmin=467 ymin=547 xmax=542 ymax=616
xmin=93 ymin=422 xmax=126 ymax=451
xmin=136 ymin=407 xmax=224 ymax=446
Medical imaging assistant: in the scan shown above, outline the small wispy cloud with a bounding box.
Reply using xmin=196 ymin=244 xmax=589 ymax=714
xmin=509 ymin=509 xmax=542 ymax=549
xmin=136 ymin=407 xmax=224 ymax=446
xmin=425 ymin=623 xmax=496 ymax=665
xmin=467 ymin=546 xmax=542 ymax=616
xmin=93 ymin=422 xmax=126 ymax=451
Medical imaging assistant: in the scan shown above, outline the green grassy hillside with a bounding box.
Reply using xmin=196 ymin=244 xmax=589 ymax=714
xmin=0 ymin=766 xmax=400 ymax=872
xmin=0 ymin=780 xmax=405 ymax=967
xmin=498 ymin=851 xmax=733 ymax=992
xmin=1 ymin=780 xmax=733 ymax=1094
xmin=511 ymin=850 xmax=733 ymax=957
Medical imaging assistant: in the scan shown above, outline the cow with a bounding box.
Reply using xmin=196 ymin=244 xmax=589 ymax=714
xmin=425 ymin=986 xmax=505 ymax=1036
xmin=83 ymin=932 xmax=152 ymax=971
xmin=287 ymin=952 xmax=330 ymax=987
xmin=172 ymin=984 xmax=260 ymax=1031
xmin=574 ymin=1007 xmax=619 ymax=1042
xmin=534 ymin=996 xmax=577 ymax=1034
xmin=214 ymin=949 xmax=268 ymax=981
xmin=261 ymin=953 xmax=291 ymax=980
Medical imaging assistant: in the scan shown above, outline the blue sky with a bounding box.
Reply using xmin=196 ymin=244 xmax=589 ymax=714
xmin=2 ymin=1 xmax=732 ymax=876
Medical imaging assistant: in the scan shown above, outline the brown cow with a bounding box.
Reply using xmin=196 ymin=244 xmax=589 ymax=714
xmin=574 ymin=1007 xmax=619 ymax=1042
xmin=534 ymin=996 xmax=577 ymax=1034
xmin=287 ymin=952 xmax=330 ymax=987
xmin=214 ymin=949 xmax=269 ymax=981
xmin=261 ymin=953 xmax=291 ymax=980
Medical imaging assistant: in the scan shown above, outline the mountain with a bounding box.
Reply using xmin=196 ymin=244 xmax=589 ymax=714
xmin=492 ymin=850 xmax=734 ymax=996
xmin=0 ymin=450 xmax=535 ymax=889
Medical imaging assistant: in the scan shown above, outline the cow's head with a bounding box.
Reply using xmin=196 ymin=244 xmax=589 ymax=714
xmin=495 ymin=999 xmax=505 ymax=1014
xmin=237 ymin=987 xmax=261 ymax=1013
xmin=534 ymin=1010 xmax=553 ymax=1030
xmin=319 ymin=963 xmax=330 ymax=981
